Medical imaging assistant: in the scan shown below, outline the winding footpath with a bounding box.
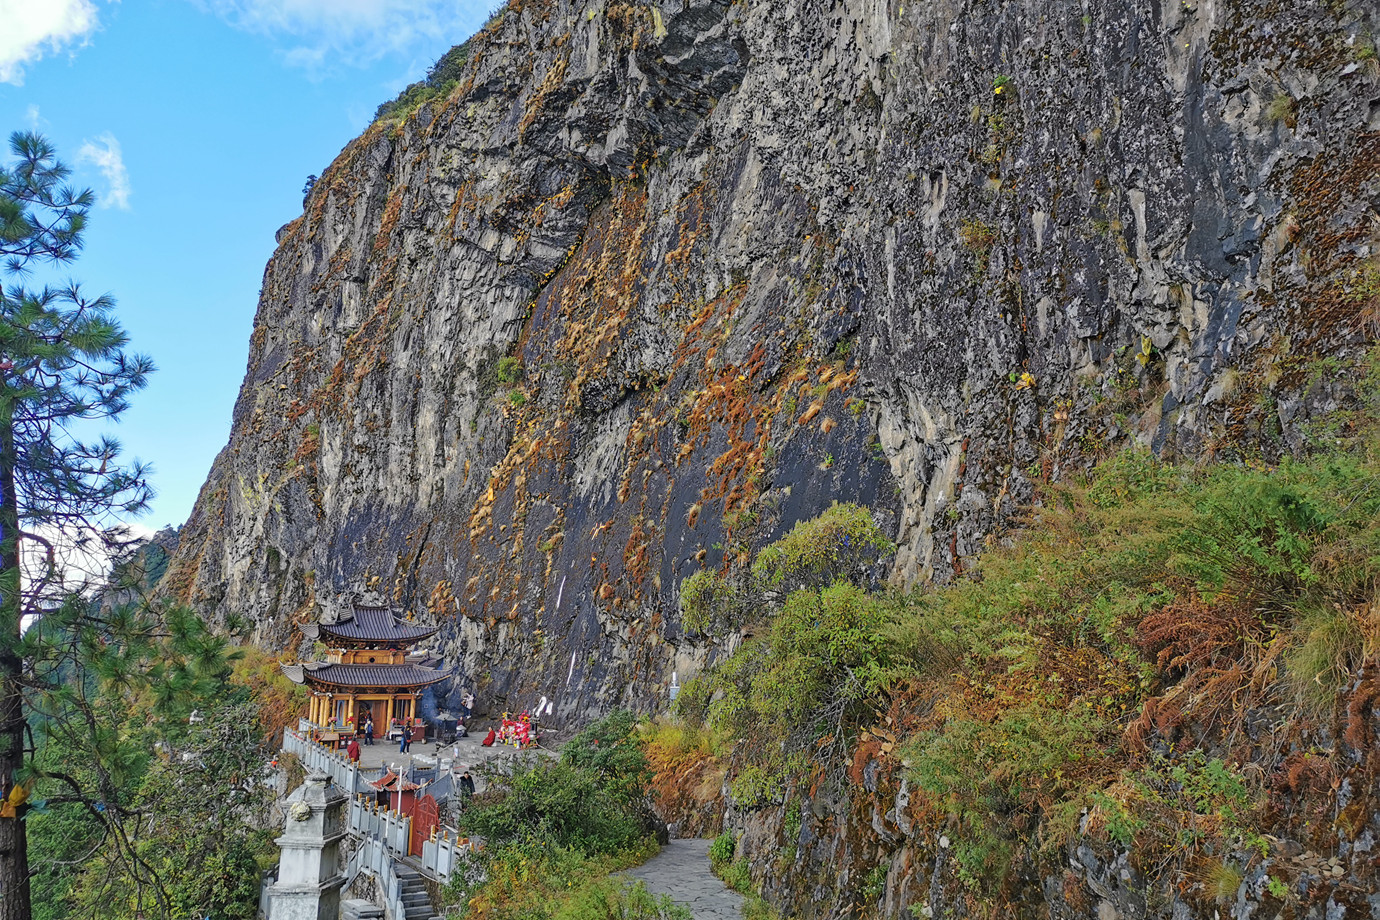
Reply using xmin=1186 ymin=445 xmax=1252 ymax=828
xmin=623 ymin=839 xmax=744 ymax=920
xmin=336 ymin=732 xmax=740 ymax=917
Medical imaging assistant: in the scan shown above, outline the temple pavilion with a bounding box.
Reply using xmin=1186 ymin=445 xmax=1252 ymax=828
xmin=281 ymin=603 xmax=447 ymax=734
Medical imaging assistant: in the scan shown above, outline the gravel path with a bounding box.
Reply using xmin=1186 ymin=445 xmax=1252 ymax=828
xmin=623 ymin=839 xmax=743 ymax=920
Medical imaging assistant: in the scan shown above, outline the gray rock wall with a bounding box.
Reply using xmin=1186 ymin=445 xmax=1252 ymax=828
xmin=167 ymin=0 xmax=1378 ymax=733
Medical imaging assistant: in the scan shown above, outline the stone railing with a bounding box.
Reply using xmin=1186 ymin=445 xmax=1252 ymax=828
xmin=349 ymin=796 xmax=412 ymax=855
xmin=421 ymin=833 xmax=467 ymax=883
xmin=257 ymin=868 xmax=277 ymax=920
xmin=283 ymin=727 xmax=367 ymax=796
xmin=347 ymin=792 xmax=468 ymax=882
xmin=346 ymin=834 xmax=413 ymax=920
xmin=282 ymin=727 xmax=470 ymax=882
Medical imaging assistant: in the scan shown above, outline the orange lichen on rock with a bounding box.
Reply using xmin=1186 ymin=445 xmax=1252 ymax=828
xmin=518 ymin=52 xmax=570 ymax=139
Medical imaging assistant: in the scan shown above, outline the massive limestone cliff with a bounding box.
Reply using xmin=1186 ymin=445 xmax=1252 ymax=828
xmin=166 ymin=0 xmax=1378 ymax=732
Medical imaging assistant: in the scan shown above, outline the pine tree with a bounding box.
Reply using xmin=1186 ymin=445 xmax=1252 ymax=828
xmin=0 ymin=131 xmax=154 ymax=920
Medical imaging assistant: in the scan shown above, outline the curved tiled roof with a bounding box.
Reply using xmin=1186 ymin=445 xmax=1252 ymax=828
xmin=319 ymin=606 xmax=439 ymax=644
xmin=369 ymin=771 xmax=421 ymax=792
xmin=290 ymin=662 xmax=448 ymax=689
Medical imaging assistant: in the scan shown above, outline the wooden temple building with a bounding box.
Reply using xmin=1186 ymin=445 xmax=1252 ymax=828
xmin=281 ymin=604 xmax=447 ymax=735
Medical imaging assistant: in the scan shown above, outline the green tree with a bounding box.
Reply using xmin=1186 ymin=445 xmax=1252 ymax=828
xmin=679 ymin=502 xmax=893 ymax=638
xmin=58 ymin=699 xmax=275 ymax=920
xmin=0 ymin=131 xmax=154 ymax=920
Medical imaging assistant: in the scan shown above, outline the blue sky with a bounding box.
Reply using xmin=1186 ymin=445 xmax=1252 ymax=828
xmin=0 ymin=0 xmax=501 ymax=532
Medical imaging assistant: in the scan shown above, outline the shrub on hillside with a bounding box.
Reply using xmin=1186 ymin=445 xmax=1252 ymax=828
xmin=677 ymin=501 xmax=893 ymax=639
xmin=450 ymin=711 xmax=661 ymax=920
xmin=893 ymin=447 xmax=1380 ymax=894
xmin=692 ymin=412 xmax=1380 ymax=899
xmin=750 ymin=501 xmax=893 ymax=593
xmin=460 ymin=755 xmax=652 ymax=856
xmin=553 ymin=879 xmax=690 ymax=920
xmin=374 ymin=7 xmax=506 ymax=123
xmin=559 ymin=709 xmax=652 ymax=805
xmin=701 ymin=582 xmax=887 ymax=804
xmin=678 ymin=569 xmax=743 ymax=636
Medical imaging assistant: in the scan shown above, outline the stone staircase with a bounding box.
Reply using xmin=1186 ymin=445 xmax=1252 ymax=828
xmin=395 ymin=866 xmax=440 ymax=920
xmin=343 ymin=870 xmax=438 ymax=920
xmin=341 ymin=900 xmax=383 ymax=920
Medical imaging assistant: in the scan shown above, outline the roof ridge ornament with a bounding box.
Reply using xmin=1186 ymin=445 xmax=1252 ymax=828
xmin=320 ymin=592 xmax=354 ymax=626
xmin=356 ymin=588 xmax=387 ymax=609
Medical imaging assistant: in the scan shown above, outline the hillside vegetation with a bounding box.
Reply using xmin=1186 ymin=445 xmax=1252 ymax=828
xmin=667 ymin=361 xmax=1380 ymax=914
xmin=28 ymin=633 xmax=302 ymax=920
xmin=448 ymin=711 xmax=684 ymax=920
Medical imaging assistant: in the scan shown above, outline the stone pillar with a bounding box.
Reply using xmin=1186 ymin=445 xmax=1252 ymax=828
xmin=267 ymin=772 xmax=347 ymax=920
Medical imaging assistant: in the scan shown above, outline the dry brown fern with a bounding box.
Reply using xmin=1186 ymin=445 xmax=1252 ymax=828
xmin=1344 ymin=665 xmax=1380 ymax=750
xmin=1127 ymin=595 xmax=1276 ymax=748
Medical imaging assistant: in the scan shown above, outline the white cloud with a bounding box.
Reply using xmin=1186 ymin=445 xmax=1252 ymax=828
xmin=195 ymin=0 xmax=499 ymax=73
xmin=25 ymin=104 xmax=43 ymax=128
xmin=0 ymin=0 xmax=101 ymax=85
xmin=77 ymin=133 xmax=131 ymax=210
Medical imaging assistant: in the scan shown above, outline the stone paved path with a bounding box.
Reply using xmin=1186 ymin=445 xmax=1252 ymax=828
xmin=623 ymin=839 xmax=743 ymax=920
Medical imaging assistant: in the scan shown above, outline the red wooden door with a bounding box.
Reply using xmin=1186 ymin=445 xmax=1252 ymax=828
xmin=411 ymin=794 xmax=439 ymax=856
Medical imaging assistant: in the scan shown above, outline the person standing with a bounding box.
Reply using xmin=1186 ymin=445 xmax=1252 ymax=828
xmin=461 ymin=690 xmax=475 ymax=720
xmin=364 ymin=718 xmax=374 ymax=746
xmin=459 ymin=770 xmax=475 ymax=802
xmin=347 ymin=738 xmax=361 ymax=765
xmin=399 ymin=726 xmax=412 ymax=754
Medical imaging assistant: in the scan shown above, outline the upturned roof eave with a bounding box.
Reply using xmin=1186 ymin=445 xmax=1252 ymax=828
xmin=295 ymin=662 xmax=449 ymax=691
xmin=317 ymin=622 xmax=439 ymax=644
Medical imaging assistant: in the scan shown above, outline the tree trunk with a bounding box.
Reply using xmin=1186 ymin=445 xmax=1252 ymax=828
xmin=0 ymin=399 xmax=31 ymax=920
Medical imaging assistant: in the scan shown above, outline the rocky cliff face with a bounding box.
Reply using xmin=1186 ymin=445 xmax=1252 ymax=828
xmin=166 ymin=0 xmax=1377 ymax=729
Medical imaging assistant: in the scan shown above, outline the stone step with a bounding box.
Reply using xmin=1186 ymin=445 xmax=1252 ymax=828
xmin=341 ymin=899 xmax=385 ymax=920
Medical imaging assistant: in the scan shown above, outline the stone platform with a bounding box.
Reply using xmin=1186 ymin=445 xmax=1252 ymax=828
xmin=342 ymin=725 xmax=557 ymax=793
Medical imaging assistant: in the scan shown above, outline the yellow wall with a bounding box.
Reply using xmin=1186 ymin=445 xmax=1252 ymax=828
xmin=339 ymin=648 xmax=406 ymax=665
